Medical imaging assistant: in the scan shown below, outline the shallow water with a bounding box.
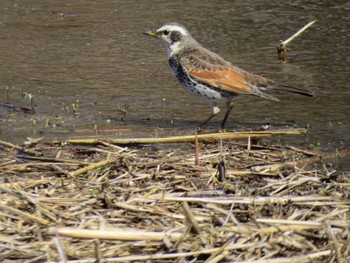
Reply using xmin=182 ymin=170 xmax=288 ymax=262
xmin=0 ymin=1 xmax=349 ymax=169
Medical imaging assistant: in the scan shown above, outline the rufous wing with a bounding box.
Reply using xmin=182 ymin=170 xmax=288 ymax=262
xmin=180 ymin=55 xmax=261 ymax=95
xmin=180 ymin=54 xmax=279 ymax=101
xmin=187 ymin=67 xmax=253 ymax=94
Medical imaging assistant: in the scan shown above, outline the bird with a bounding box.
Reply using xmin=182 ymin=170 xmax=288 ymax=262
xmin=143 ymin=22 xmax=314 ymax=129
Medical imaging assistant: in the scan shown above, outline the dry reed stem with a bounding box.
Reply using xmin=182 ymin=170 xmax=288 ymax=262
xmin=182 ymin=201 xmax=206 ymax=245
xmin=65 ymin=129 xmax=306 ymax=145
xmin=0 ymin=134 xmax=349 ymax=262
xmin=45 ymin=241 xmax=268 ymax=263
xmin=69 ymin=158 xmax=118 ymax=177
xmin=49 ymin=227 xmax=183 ymax=242
xmin=141 ymin=194 xmax=343 ymax=206
xmin=0 ymin=203 xmax=51 ymax=225
xmin=236 ymin=250 xmax=332 ymax=263
xmin=281 ymin=20 xmax=317 ymax=46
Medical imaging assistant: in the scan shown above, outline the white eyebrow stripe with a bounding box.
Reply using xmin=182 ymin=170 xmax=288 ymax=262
xmin=158 ymin=24 xmax=189 ymax=36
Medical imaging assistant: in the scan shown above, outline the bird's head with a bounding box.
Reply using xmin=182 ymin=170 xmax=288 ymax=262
xmin=144 ymin=23 xmax=195 ymax=54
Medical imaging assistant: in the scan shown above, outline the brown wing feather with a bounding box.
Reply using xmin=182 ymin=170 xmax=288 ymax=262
xmin=179 ymin=50 xmax=251 ymax=93
xmin=179 ymin=49 xmax=279 ymax=101
xmin=188 ymin=67 xmax=251 ymax=94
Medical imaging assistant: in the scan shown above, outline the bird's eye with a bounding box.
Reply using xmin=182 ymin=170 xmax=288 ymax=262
xmin=163 ymin=30 xmax=170 ymax=36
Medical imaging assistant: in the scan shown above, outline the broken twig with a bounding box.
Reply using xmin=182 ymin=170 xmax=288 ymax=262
xmin=277 ymin=20 xmax=316 ymax=59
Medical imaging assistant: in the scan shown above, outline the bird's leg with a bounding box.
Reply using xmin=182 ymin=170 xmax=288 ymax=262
xmin=221 ymin=102 xmax=234 ymax=129
xmin=198 ymin=103 xmax=220 ymax=129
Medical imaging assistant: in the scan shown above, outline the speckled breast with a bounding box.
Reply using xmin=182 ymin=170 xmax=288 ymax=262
xmin=168 ymin=56 xmax=234 ymax=102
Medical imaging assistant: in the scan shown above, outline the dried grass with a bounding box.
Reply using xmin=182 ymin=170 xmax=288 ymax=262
xmin=0 ymin=131 xmax=349 ymax=262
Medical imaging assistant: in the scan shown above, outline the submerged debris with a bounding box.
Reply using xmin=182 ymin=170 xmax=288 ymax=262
xmin=0 ymin=133 xmax=349 ymax=262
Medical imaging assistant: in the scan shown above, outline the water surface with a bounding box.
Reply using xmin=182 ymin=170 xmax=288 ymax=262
xmin=0 ymin=1 xmax=349 ymax=168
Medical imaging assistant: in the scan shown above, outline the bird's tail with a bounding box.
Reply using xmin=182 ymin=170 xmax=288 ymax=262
xmin=257 ymin=79 xmax=315 ymax=97
xmin=277 ymin=83 xmax=315 ymax=97
xmin=242 ymin=70 xmax=315 ymax=98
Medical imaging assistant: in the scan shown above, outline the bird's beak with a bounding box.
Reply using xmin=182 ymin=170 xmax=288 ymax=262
xmin=143 ymin=30 xmax=159 ymax=38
